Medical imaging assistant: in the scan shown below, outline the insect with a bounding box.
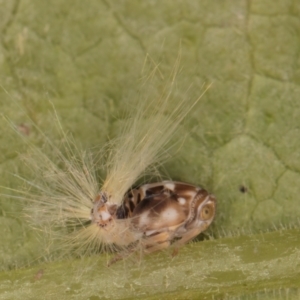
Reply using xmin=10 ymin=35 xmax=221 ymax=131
xmin=93 ymin=181 xmax=216 ymax=264
xmin=6 ymin=55 xmax=216 ymax=265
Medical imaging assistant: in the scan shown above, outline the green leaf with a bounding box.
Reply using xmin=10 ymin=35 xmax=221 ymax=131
xmin=1 ymin=0 xmax=300 ymax=299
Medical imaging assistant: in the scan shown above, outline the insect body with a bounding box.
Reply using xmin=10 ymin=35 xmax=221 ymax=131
xmin=91 ymin=181 xmax=216 ymax=262
xmin=10 ymin=57 xmax=216 ymax=264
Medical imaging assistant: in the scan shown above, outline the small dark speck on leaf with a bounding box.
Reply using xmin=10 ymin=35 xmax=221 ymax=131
xmin=239 ymin=185 xmax=247 ymax=193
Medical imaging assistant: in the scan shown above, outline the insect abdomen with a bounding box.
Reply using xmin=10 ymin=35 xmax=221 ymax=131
xmin=116 ymin=181 xmax=216 ymax=251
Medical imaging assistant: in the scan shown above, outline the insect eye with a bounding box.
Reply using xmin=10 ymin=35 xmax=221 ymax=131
xmin=200 ymin=203 xmax=215 ymax=220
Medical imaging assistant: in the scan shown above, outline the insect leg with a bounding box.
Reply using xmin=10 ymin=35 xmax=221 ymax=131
xmin=108 ymin=232 xmax=171 ymax=266
xmin=171 ymin=226 xmax=204 ymax=256
xmin=142 ymin=231 xmax=171 ymax=254
xmin=107 ymin=243 xmax=138 ymax=266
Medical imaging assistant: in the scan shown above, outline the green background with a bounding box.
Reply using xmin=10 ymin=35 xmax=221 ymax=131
xmin=1 ymin=0 xmax=300 ymax=299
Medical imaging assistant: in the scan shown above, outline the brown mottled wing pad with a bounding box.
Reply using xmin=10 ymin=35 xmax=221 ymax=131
xmin=119 ymin=181 xmax=216 ymax=253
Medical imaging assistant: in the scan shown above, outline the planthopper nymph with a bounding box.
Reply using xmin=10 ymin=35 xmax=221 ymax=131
xmin=7 ymin=55 xmax=216 ymax=265
xmin=92 ymin=181 xmax=216 ymax=264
